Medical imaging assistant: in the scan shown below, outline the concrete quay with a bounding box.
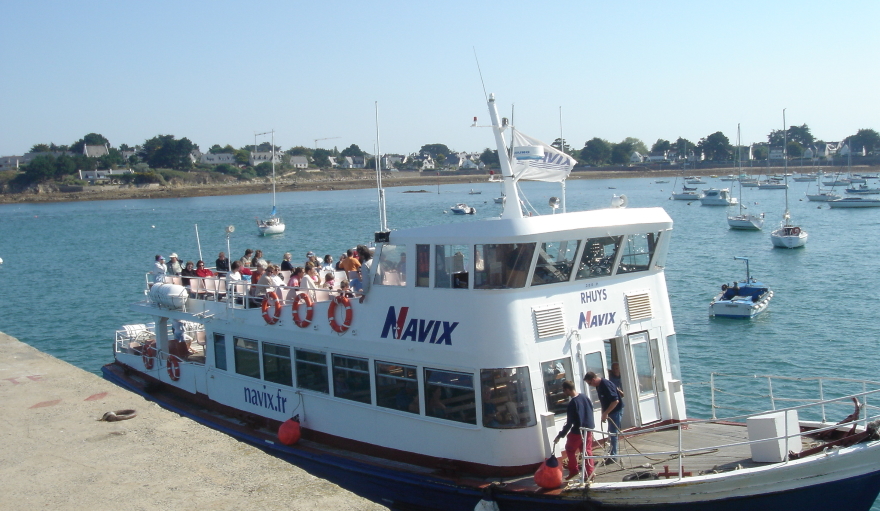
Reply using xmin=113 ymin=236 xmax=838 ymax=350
xmin=0 ymin=332 xmax=387 ymax=511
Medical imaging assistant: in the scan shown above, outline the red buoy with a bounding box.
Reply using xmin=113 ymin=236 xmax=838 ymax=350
xmin=534 ymin=454 xmax=563 ymax=489
xmin=277 ymin=416 xmax=301 ymax=445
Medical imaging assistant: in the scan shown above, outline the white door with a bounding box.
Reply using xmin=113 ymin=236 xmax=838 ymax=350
xmin=581 ymin=350 xmax=606 ymax=427
xmin=627 ymin=331 xmax=661 ymax=425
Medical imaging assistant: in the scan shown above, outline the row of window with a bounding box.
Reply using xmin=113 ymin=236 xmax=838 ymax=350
xmin=214 ymin=333 xmax=555 ymax=429
xmin=371 ymin=231 xmax=662 ymax=291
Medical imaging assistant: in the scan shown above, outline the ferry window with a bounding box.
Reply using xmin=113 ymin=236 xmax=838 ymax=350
xmin=532 ymin=240 xmax=580 ymax=286
xmin=473 ymin=243 xmax=536 ymax=289
xmin=262 ymin=342 xmax=292 ymax=387
xmin=424 ymin=369 xmax=476 ymax=425
xmin=480 ymin=367 xmax=536 ymax=429
xmin=213 ymin=333 xmax=227 ymax=371
xmin=435 ymin=244 xmax=470 ymax=289
xmin=374 ymin=244 xmax=407 ymax=286
xmin=415 ymin=244 xmax=430 ymax=287
xmin=582 ymin=351 xmax=605 ymax=409
xmin=233 ymin=337 xmax=260 ymax=379
xmin=617 ymin=232 xmax=660 ymax=274
xmin=666 ymin=334 xmax=682 ymax=381
xmin=375 ymin=362 xmax=419 ymax=414
xmin=333 ymin=355 xmax=371 ymax=404
xmin=295 ymin=349 xmax=328 ymax=393
xmin=541 ymin=357 xmax=573 ymax=416
xmin=576 ymin=236 xmax=621 ymax=280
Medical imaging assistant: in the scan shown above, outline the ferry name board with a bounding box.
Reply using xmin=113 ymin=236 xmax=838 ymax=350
xmin=381 ymin=306 xmax=458 ymax=345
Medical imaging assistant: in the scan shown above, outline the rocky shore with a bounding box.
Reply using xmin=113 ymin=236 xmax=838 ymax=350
xmin=2 ymin=166 xmax=874 ymax=204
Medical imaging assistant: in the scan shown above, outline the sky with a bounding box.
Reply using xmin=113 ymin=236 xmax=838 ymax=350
xmin=2 ymin=0 xmax=878 ymax=157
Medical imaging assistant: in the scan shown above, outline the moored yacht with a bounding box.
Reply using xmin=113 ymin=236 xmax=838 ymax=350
xmin=699 ymin=188 xmax=737 ymax=206
xmin=103 ymin=93 xmax=880 ymax=511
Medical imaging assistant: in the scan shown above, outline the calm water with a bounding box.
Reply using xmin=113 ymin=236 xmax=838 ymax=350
xmin=2 ymin=177 xmax=879 ymax=504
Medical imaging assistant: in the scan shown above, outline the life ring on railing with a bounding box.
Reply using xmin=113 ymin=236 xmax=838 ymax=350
xmin=167 ymin=355 xmax=181 ymax=381
xmin=328 ymin=295 xmax=353 ymax=333
xmin=292 ymin=292 xmax=314 ymax=328
xmin=261 ymin=291 xmax=282 ymax=325
xmin=791 ymin=227 xmax=801 ymax=235
xmin=142 ymin=343 xmax=156 ymax=369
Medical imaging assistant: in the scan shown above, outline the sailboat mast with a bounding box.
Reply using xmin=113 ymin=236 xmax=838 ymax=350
xmin=271 ymin=130 xmax=276 ymax=211
xmin=737 ymin=124 xmax=743 ymax=215
xmin=783 ymin=109 xmax=789 ymax=222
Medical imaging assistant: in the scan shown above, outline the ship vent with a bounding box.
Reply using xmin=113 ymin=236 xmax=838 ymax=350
xmin=625 ymin=292 xmax=653 ymax=321
xmin=533 ymin=303 xmax=565 ymax=339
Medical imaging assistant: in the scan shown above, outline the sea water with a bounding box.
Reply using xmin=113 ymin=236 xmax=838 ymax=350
xmin=2 ymin=177 xmax=879 ymax=506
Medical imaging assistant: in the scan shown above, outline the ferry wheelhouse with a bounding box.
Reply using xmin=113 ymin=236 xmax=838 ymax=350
xmin=105 ymin=93 xmax=880 ymax=510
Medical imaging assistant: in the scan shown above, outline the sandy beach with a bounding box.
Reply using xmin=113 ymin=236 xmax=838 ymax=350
xmin=2 ymin=166 xmax=873 ymax=204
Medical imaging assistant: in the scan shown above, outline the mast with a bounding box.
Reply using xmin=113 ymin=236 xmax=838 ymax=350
xmin=375 ymin=101 xmax=388 ymax=235
xmin=782 ymin=109 xmax=790 ymax=224
xmin=487 ymin=94 xmax=522 ymax=220
xmin=271 ymin=129 xmax=276 ymax=214
xmin=737 ymin=124 xmax=743 ymax=215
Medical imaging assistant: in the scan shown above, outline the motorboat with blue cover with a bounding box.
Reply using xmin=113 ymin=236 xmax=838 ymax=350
xmin=709 ymin=257 xmax=773 ymax=319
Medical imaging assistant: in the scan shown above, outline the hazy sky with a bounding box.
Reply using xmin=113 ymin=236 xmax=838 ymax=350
xmin=2 ymin=1 xmax=878 ymax=157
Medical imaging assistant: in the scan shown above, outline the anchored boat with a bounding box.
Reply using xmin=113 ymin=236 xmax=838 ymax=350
xmin=104 ymin=93 xmax=880 ymax=511
xmin=709 ymin=256 xmax=773 ymax=319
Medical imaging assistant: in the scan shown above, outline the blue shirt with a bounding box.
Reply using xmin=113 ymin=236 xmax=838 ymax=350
xmin=558 ymin=393 xmax=594 ymax=437
xmin=595 ymin=378 xmax=623 ymax=412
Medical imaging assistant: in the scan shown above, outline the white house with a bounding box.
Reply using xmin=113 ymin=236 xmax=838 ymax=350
xmin=289 ymin=156 xmax=309 ymax=169
xmin=341 ymin=156 xmax=367 ymax=169
xmin=78 ymin=168 xmax=133 ymax=182
xmin=630 ymin=151 xmax=644 ymax=163
xmin=327 ymin=157 xmax=338 ymax=168
xmin=83 ymin=144 xmax=109 ymax=158
xmin=249 ymin=151 xmax=283 ymax=166
xmin=646 ymin=151 xmax=669 ymax=163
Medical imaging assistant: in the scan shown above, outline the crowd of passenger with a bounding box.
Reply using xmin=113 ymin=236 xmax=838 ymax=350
xmin=150 ymin=245 xmax=374 ymax=303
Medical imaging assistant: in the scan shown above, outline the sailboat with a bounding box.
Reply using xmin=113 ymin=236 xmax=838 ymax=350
xmin=770 ymin=110 xmax=807 ymax=248
xmin=727 ymin=125 xmax=764 ymax=229
xmin=256 ymin=130 xmax=285 ymax=236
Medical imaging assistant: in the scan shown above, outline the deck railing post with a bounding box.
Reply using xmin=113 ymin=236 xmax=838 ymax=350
xmin=678 ymin=422 xmax=683 ymax=481
xmin=819 ymin=378 xmax=826 ymax=423
xmin=768 ymin=376 xmax=775 ymax=410
xmin=711 ymin=373 xmax=716 ymax=420
xmin=863 ymin=382 xmax=868 ymax=428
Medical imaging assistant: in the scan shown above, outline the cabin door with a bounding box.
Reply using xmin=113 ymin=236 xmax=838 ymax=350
xmin=581 ymin=349 xmax=606 ymax=428
xmin=626 ymin=331 xmax=661 ymax=425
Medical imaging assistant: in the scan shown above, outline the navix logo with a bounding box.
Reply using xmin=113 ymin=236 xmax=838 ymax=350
xmin=381 ymin=306 xmax=458 ymax=345
xmin=578 ymin=310 xmax=616 ymax=329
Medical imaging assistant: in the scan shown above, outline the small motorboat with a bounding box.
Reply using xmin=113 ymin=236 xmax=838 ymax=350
xmin=828 ymin=197 xmax=880 ymax=208
xmin=710 ymin=256 xmax=773 ymax=319
xmin=450 ymin=203 xmax=476 ymax=214
xmin=699 ymin=188 xmax=737 ymax=206
xmin=468 ymin=189 xmax=482 ymax=195
xmin=845 ymin=184 xmax=880 ymax=195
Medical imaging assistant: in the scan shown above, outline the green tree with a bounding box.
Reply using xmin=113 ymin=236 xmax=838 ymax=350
xmin=54 ymin=154 xmax=77 ymax=178
xmin=21 ymin=155 xmax=57 ymax=183
xmin=768 ymin=124 xmax=814 ymax=147
xmin=288 ymin=146 xmax=313 ymax=158
xmin=551 ymin=138 xmax=571 ymax=153
xmin=751 ymin=144 xmax=769 ymax=160
xmin=340 ymin=144 xmax=366 ymax=158
xmin=697 ymin=132 xmax=732 ymax=161
xmin=313 ymin=148 xmax=333 ymax=168
xmin=675 ymin=137 xmax=695 ymax=158
xmin=70 ymin=133 xmax=110 ymax=154
xmin=419 ymin=144 xmax=451 ymax=158
xmin=141 ymin=135 xmax=195 ymax=170
xmin=479 ymin=148 xmax=500 ymax=168
xmin=623 ymin=137 xmax=649 ymax=156
xmin=846 ymin=129 xmax=880 ymax=154
xmin=651 ymin=139 xmax=672 ymax=153
xmin=209 ymin=144 xmax=236 ymax=154
xmin=610 ymin=140 xmax=634 ymax=165
xmin=234 ymin=149 xmax=250 ymax=166
xmin=254 ymin=161 xmax=273 ymax=177
xmin=581 ymin=138 xmax=611 ymax=165
xmin=30 ymin=143 xmax=51 ymax=153
xmin=786 ymin=141 xmax=804 ymax=158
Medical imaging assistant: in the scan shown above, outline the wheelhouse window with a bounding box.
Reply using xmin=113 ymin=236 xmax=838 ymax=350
xmin=480 ymin=367 xmax=536 ymax=429
xmin=233 ymin=337 xmax=260 ymax=378
xmin=617 ymin=232 xmax=660 ymax=274
xmin=295 ymin=349 xmax=328 ymax=393
xmin=415 ymin=244 xmax=430 ymax=287
xmin=532 ymin=240 xmax=580 ymax=286
xmin=332 ymin=355 xmax=371 ymax=403
xmin=576 ymin=236 xmax=621 ymax=280
xmin=262 ymin=342 xmax=292 ymax=387
xmin=213 ymin=333 xmax=227 ymax=371
xmin=424 ymin=369 xmax=476 ymax=425
xmin=375 ymin=362 xmax=419 ymax=414
xmin=435 ymin=244 xmax=470 ymax=289
xmin=373 ymin=244 xmax=407 ymax=286
xmin=541 ymin=357 xmax=573 ymax=416
xmin=473 ymin=243 xmax=536 ymax=289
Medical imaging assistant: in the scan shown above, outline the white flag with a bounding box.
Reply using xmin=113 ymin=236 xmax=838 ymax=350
xmin=510 ymin=130 xmax=576 ymax=183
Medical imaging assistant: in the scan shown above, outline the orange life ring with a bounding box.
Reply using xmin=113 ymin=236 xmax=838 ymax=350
xmin=292 ymin=292 xmax=314 ymax=328
xmin=261 ymin=291 xmax=282 ymax=325
xmin=328 ymin=295 xmax=353 ymax=333
xmin=167 ymin=355 xmax=181 ymax=381
xmin=791 ymin=227 xmax=801 ymax=235
xmin=142 ymin=343 xmax=156 ymax=369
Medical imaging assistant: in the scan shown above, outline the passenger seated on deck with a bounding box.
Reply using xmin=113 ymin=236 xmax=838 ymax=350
xmin=287 ymin=267 xmax=304 ymax=288
xmin=280 ymin=253 xmax=294 ymax=272
xmin=324 ymin=272 xmax=336 ymax=290
xmin=338 ymin=280 xmax=355 ymax=298
xmin=195 ymin=260 xmax=214 ymax=278
xmin=215 ymin=252 xmax=230 ymax=275
xmin=181 ymin=261 xmax=197 ymax=287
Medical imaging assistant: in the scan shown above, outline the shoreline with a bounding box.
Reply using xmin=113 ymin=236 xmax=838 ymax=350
xmin=1 ymin=166 xmax=873 ymax=204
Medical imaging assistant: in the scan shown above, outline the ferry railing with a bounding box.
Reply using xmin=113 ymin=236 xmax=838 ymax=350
xmin=576 ymin=381 xmax=880 ymax=485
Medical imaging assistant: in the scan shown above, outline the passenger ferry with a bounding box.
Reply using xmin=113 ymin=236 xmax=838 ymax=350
xmin=104 ymin=93 xmax=880 ymax=510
